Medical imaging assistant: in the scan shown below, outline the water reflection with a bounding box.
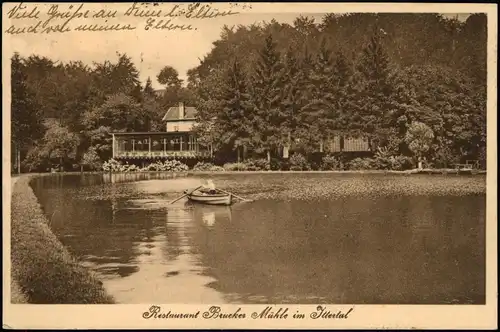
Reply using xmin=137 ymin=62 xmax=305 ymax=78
xmin=29 ymin=174 xmax=485 ymax=304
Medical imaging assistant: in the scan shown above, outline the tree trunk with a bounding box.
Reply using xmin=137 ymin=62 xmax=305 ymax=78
xmin=16 ymin=145 xmax=21 ymax=175
xmin=267 ymin=150 xmax=271 ymax=164
xmin=237 ymin=146 xmax=241 ymax=163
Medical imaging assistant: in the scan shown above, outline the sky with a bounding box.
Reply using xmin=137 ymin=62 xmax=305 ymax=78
xmin=3 ymin=3 xmax=472 ymax=89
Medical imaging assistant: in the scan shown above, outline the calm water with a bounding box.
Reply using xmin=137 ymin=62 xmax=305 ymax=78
xmin=30 ymin=173 xmax=486 ymax=304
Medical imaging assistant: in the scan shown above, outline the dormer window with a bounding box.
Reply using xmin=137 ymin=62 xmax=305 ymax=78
xmin=174 ymin=126 xmax=179 ymax=132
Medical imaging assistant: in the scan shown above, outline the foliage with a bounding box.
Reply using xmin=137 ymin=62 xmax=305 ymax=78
xmin=101 ymin=159 xmax=122 ymax=172
xmin=81 ymin=147 xmax=102 ymax=170
xmin=187 ymin=13 xmax=486 ymax=168
xmin=157 ymin=66 xmax=182 ymax=87
xmin=12 ymin=14 xmax=487 ymax=172
xmin=346 ymin=157 xmax=376 ymax=170
xmin=144 ymin=160 xmax=189 ymax=172
xmin=193 ymin=162 xmax=225 ymax=172
xmin=404 ymin=121 xmax=435 ymax=159
xmin=245 ymin=158 xmax=271 ymax=171
xmin=11 ymin=53 xmax=45 ymax=149
xmin=247 ymin=34 xmax=287 ymax=160
xmin=23 ymin=146 xmax=49 ymax=172
xmin=23 ymin=121 xmax=80 ymax=170
xmin=102 ymin=159 xmax=189 ymax=172
xmin=289 ymin=153 xmax=311 ymax=171
xmin=321 ymin=154 xmax=341 ymax=170
xmin=223 ymin=162 xmax=248 ymax=171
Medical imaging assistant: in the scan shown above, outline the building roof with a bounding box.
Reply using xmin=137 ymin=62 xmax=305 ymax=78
xmin=162 ymin=105 xmax=197 ymax=121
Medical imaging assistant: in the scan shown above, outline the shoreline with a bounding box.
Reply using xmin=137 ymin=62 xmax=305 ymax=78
xmin=10 ymin=176 xmax=114 ymax=304
xmin=11 ymin=168 xmax=487 ymax=177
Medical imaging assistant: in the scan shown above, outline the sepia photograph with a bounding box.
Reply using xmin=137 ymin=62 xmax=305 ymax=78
xmin=3 ymin=2 xmax=497 ymax=330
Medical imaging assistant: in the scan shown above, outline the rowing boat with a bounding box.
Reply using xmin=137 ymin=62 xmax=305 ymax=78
xmin=185 ymin=189 xmax=233 ymax=206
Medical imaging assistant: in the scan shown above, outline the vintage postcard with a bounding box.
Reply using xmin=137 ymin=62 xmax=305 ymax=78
xmin=2 ymin=2 xmax=497 ymax=330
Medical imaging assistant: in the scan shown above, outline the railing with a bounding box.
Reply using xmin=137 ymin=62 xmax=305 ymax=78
xmin=114 ymin=150 xmax=211 ymax=159
xmin=454 ymin=160 xmax=479 ymax=170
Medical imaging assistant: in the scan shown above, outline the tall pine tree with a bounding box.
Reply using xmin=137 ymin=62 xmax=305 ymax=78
xmin=214 ymin=60 xmax=253 ymax=156
xmin=248 ymin=34 xmax=286 ymax=162
xmin=354 ymin=31 xmax=398 ymax=148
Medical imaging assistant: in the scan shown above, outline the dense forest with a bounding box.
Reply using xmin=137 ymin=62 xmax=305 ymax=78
xmin=11 ymin=13 xmax=487 ymax=172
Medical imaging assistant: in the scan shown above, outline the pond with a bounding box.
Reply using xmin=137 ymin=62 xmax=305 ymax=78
xmin=30 ymin=173 xmax=486 ymax=304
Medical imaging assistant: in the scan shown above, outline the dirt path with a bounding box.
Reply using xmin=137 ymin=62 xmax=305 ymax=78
xmin=10 ymin=176 xmax=28 ymax=303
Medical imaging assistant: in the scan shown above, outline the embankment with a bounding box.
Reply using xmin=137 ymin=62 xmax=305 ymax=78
xmin=10 ymin=176 xmax=114 ymax=304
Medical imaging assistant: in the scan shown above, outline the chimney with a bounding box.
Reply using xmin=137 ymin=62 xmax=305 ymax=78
xmin=179 ymin=102 xmax=185 ymax=119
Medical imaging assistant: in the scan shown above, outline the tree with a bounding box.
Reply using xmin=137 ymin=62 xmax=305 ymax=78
xmin=112 ymin=53 xmax=141 ymax=95
xmin=157 ymin=66 xmax=182 ymax=88
xmin=82 ymin=93 xmax=145 ymax=160
xmin=40 ymin=120 xmax=80 ymax=169
xmin=400 ymin=64 xmax=483 ymax=162
xmin=81 ymin=146 xmax=102 ymax=170
xmin=248 ymin=34 xmax=287 ymax=162
xmin=404 ymin=121 xmax=434 ymax=167
xmin=143 ymin=76 xmax=155 ymax=97
xmin=354 ymin=31 xmax=418 ymax=151
xmin=212 ymin=60 xmax=253 ymax=156
xmin=11 ymin=53 xmax=45 ymax=173
xmin=281 ymin=47 xmax=306 ymax=154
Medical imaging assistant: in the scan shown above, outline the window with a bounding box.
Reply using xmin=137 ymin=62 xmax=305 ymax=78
xmin=174 ymin=125 xmax=179 ymax=132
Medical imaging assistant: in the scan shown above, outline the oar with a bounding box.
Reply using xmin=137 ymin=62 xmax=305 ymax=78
xmin=216 ymin=188 xmax=253 ymax=202
xmin=168 ymin=186 xmax=202 ymax=205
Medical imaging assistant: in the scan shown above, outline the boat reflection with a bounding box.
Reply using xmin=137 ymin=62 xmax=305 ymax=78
xmin=183 ymin=202 xmax=232 ymax=228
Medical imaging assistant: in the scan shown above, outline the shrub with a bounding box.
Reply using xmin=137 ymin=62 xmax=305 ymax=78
xmin=155 ymin=160 xmax=189 ymax=172
xmin=193 ymin=162 xmax=225 ymax=172
xmin=102 ymin=159 xmax=189 ymax=172
xmin=223 ymin=162 xmax=248 ymax=171
xmin=372 ymin=147 xmax=415 ymax=170
xmin=270 ymin=157 xmax=284 ymax=171
xmin=289 ymin=153 xmax=310 ymax=171
xmin=81 ymin=147 xmax=102 ymax=171
xmin=193 ymin=162 xmax=214 ymax=171
xmin=321 ymin=155 xmax=341 ymax=170
xmin=245 ymin=159 xmax=270 ymax=171
xmin=391 ymin=155 xmax=414 ymax=170
xmin=346 ymin=157 xmax=375 ymax=170
xmin=101 ymin=158 xmax=122 ymax=172
xmin=11 ymin=177 xmax=114 ymax=304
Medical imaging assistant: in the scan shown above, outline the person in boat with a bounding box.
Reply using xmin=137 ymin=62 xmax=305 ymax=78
xmin=200 ymin=179 xmax=217 ymax=195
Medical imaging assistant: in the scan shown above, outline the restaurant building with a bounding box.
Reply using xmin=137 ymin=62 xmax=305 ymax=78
xmin=110 ymin=102 xmax=212 ymax=163
xmin=111 ymin=102 xmax=371 ymax=164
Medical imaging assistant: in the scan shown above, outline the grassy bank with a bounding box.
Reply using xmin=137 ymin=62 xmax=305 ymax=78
xmin=10 ymin=176 xmax=114 ymax=304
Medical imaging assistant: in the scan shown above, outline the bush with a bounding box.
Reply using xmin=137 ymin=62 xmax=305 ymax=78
xmin=245 ymin=158 xmax=270 ymax=171
xmin=102 ymin=159 xmax=189 ymax=172
xmin=390 ymin=155 xmax=414 ymax=170
xmin=101 ymin=158 xmax=122 ymax=172
xmin=223 ymin=162 xmax=248 ymax=171
xmin=270 ymin=157 xmax=284 ymax=171
xmin=81 ymin=147 xmax=102 ymax=171
xmin=193 ymin=162 xmax=225 ymax=172
xmin=372 ymin=146 xmax=414 ymax=171
xmin=289 ymin=153 xmax=311 ymax=171
xmin=152 ymin=160 xmax=189 ymax=172
xmin=346 ymin=157 xmax=375 ymax=170
xmin=321 ymin=155 xmax=341 ymax=170
xmin=11 ymin=177 xmax=114 ymax=304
